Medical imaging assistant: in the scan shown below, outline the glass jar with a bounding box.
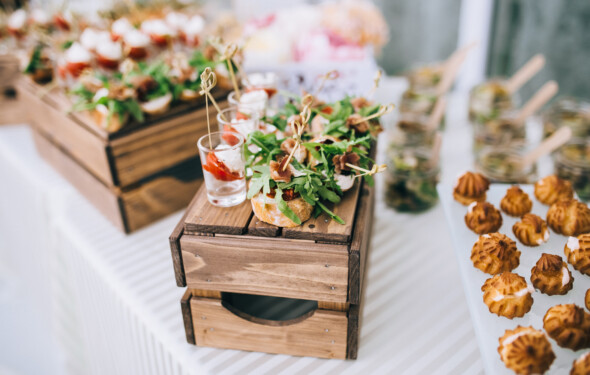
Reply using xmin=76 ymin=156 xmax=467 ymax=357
xmin=389 ymin=112 xmax=438 ymax=147
xmin=399 ymin=87 xmax=445 ymax=129
xmin=542 ymin=98 xmax=590 ymax=139
xmin=475 ymin=147 xmax=537 ymax=184
xmin=405 ymin=63 xmax=443 ymax=91
xmin=472 ymin=111 xmax=527 ymax=154
xmin=553 ymin=139 xmax=590 ymax=201
xmin=468 ymin=79 xmax=514 ymax=124
xmin=385 ymin=145 xmax=440 ymax=212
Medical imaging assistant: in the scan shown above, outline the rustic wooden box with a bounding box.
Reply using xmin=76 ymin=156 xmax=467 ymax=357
xmin=19 ymin=77 xmax=227 ymax=232
xmin=170 ymin=175 xmax=374 ymax=358
xmin=180 ymin=289 xmax=362 ymax=359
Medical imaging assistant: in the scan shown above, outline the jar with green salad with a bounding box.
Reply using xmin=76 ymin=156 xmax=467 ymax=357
xmin=472 ymin=110 xmax=527 ymax=154
xmin=542 ymin=98 xmax=590 ymax=139
xmin=390 ymin=112 xmax=438 ymax=147
xmin=385 ymin=145 xmax=440 ymax=212
xmin=468 ymin=79 xmax=514 ymax=124
xmin=553 ymin=140 xmax=590 ymax=201
xmin=399 ymin=87 xmax=445 ymax=129
xmin=475 ymin=146 xmax=537 ymax=184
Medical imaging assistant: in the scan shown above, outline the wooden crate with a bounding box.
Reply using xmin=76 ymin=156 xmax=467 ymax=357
xmin=17 ymin=77 xmax=226 ymax=188
xmin=33 ymin=128 xmax=203 ymax=232
xmin=0 ymin=90 xmax=27 ymax=125
xmin=180 ymin=289 xmax=363 ymax=359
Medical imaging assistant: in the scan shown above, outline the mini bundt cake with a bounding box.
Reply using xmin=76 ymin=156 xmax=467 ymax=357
xmin=530 ymin=253 xmax=573 ymax=296
xmin=535 ymin=175 xmax=574 ymax=205
xmin=453 ymin=171 xmax=490 ymax=205
xmin=570 ymin=351 xmax=590 ymax=375
xmin=543 ymin=304 xmax=590 ymax=351
xmin=498 ymin=326 xmax=555 ymax=375
xmin=513 ymin=213 xmax=550 ymax=247
xmin=471 ymin=233 xmax=520 ymax=274
xmin=482 ymin=272 xmax=534 ymax=319
xmin=465 ymin=201 xmax=503 ymax=234
xmin=547 ymin=199 xmax=590 ymax=236
xmin=501 ymin=185 xmax=533 ymax=217
xmin=565 ymin=234 xmax=590 ymax=276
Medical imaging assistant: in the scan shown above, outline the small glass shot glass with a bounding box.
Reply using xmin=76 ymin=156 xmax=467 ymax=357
xmin=217 ymin=106 xmax=259 ymax=138
xmin=197 ymin=131 xmax=247 ymax=207
xmin=475 ymin=146 xmax=537 ymax=184
xmin=385 ymin=145 xmax=440 ymax=212
xmin=242 ymin=72 xmax=279 ymax=106
xmin=228 ymin=90 xmax=268 ymax=119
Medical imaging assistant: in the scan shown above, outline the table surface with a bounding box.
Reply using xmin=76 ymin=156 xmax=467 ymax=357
xmin=1 ymin=77 xmax=557 ymax=375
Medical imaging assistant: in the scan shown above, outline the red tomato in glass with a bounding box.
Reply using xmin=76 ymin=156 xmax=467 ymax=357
xmin=96 ymin=55 xmax=119 ymax=70
xmin=222 ymin=125 xmax=241 ymax=146
xmin=150 ymin=34 xmax=169 ymax=47
xmin=235 ymin=112 xmax=249 ymax=121
xmin=203 ymin=152 xmax=241 ymax=181
xmin=65 ymin=61 xmax=90 ymax=77
xmin=54 ymin=14 xmax=70 ymax=31
xmin=127 ymin=46 xmax=148 ymax=60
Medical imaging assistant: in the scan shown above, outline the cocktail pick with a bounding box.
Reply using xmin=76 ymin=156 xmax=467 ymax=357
xmin=352 ymin=103 xmax=395 ymax=125
xmin=367 ymin=69 xmax=382 ymax=100
xmin=345 ymin=162 xmax=387 ymax=179
xmin=313 ymin=70 xmax=339 ymax=97
xmin=281 ymin=95 xmax=313 ymax=171
xmin=520 ymin=126 xmax=572 ymax=169
xmin=504 ymin=54 xmax=546 ymax=94
xmin=220 ymin=43 xmax=241 ymax=100
xmin=199 ymin=67 xmax=225 ymax=148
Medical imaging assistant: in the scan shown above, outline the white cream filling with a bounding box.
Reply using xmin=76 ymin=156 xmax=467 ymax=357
xmin=562 ymin=267 xmax=570 ymax=287
xmin=183 ymin=15 xmax=205 ymax=36
xmin=30 ymin=9 xmax=50 ymax=25
xmin=96 ymin=40 xmax=123 ymax=61
xmin=65 ymin=43 xmax=91 ymax=64
xmin=492 ymin=284 xmax=533 ymax=302
xmin=467 ymin=201 xmax=477 ymax=214
xmin=482 ymin=234 xmax=491 ymax=239
xmin=500 ymin=330 xmax=543 ymax=359
xmin=214 ymin=145 xmax=243 ymax=173
xmin=536 ymin=230 xmax=550 ymax=245
xmin=124 ymin=29 xmax=150 ymax=48
xmin=112 ymin=18 xmax=133 ymax=37
xmin=239 ymin=90 xmax=269 ymax=112
xmin=142 ymin=19 xmax=176 ymax=37
xmin=568 ymin=237 xmax=580 ymax=251
xmin=8 ymin=9 xmax=27 ymax=30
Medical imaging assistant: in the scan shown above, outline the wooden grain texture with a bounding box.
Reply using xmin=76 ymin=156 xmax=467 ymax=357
xmin=246 ymin=215 xmax=281 ymax=237
xmin=110 ymin=101 xmax=222 ymax=187
xmin=191 ymin=297 xmax=348 ymax=359
xmin=180 ymin=235 xmax=350 ymax=302
xmin=32 ymin=127 xmax=125 ymax=231
xmin=120 ymin=157 xmax=202 ymax=232
xmin=18 ymin=79 xmax=114 ymax=186
xmin=348 ymin=182 xmax=374 ymax=305
xmin=184 ymin=185 xmax=252 ymax=235
xmin=0 ymin=92 xmax=27 ymax=125
xmin=282 ymin=181 xmax=361 ymax=243
xmin=180 ymin=289 xmax=196 ymax=345
xmin=318 ymin=301 xmax=350 ymax=312
xmin=346 ymin=304 xmax=361 ymax=359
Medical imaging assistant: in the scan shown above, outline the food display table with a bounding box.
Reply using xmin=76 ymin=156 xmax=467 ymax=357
xmin=0 ymin=78 xmax=514 ymax=374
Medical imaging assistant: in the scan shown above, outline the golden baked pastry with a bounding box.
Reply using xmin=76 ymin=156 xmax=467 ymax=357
xmin=501 ymin=185 xmax=533 ymax=217
xmin=543 ymin=304 xmax=590 ymax=351
xmin=530 ymin=253 xmax=573 ymax=296
xmin=565 ymin=234 xmax=590 ymax=276
xmin=465 ymin=201 xmax=503 ymax=234
xmin=498 ymin=326 xmax=555 ymax=375
xmin=471 ymin=233 xmax=520 ymax=274
xmin=570 ymin=351 xmax=590 ymax=375
xmin=547 ymin=199 xmax=590 ymax=236
xmin=535 ymin=175 xmax=574 ymax=205
xmin=513 ymin=213 xmax=550 ymax=247
xmin=482 ymin=272 xmax=534 ymax=319
xmin=586 ymin=289 xmax=590 ymax=312
xmin=453 ymin=171 xmax=490 ymax=205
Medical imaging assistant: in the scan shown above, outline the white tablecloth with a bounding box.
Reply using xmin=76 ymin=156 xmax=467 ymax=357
xmin=0 ymin=78 xmax=501 ymax=374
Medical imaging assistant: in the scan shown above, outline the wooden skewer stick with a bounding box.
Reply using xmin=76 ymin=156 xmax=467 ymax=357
xmin=520 ymin=126 xmax=572 ymax=169
xmin=367 ymin=70 xmax=382 ymax=99
xmin=345 ymin=162 xmax=387 ymax=178
xmin=221 ymin=43 xmax=240 ymax=100
xmin=513 ymin=80 xmax=558 ymax=125
xmin=352 ymin=104 xmax=395 ymax=125
xmin=435 ymin=41 xmax=478 ymax=96
xmin=313 ymin=70 xmax=339 ymax=97
xmin=504 ymin=54 xmax=546 ymax=94
xmin=426 ymin=96 xmax=447 ymax=131
xmin=199 ymin=68 xmax=227 ymax=149
xmin=282 ymin=101 xmax=312 ymax=171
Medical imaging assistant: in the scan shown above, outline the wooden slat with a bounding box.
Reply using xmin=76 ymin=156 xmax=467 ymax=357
xmin=184 ymin=185 xmax=252 ymax=235
xmin=18 ymin=79 xmax=114 ymax=186
xmin=191 ymin=290 xmax=222 ymax=298
xmin=282 ymin=181 xmax=361 ymax=243
xmin=191 ymin=297 xmax=348 ymax=359
xmin=180 ymin=289 xmax=196 ymax=345
xmin=110 ymin=102 xmax=221 ymax=187
xmin=346 ymin=304 xmax=361 ymax=359
xmin=348 ymin=182 xmax=374 ymax=305
xmin=0 ymin=91 xmax=27 ymax=125
xmin=246 ymin=215 xmax=281 ymax=237
xmin=120 ymin=157 xmax=202 ymax=233
xmin=180 ymin=235 xmax=349 ymax=302
xmin=32 ymin=127 xmax=125 ymax=231
xmin=318 ymin=301 xmax=350 ymax=312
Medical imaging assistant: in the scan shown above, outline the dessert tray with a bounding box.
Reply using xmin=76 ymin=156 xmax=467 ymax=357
xmin=439 ymin=183 xmax=589 ymax=374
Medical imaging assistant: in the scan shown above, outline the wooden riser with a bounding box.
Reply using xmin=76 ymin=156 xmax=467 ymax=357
xmin=17 ymin=77 xmax=226 ymax=188
xmin=180 ymin=289 xmax=365 ymax=359
xmin=0 ymin=92 xmax=28 ymax=125
xmin=33 ymin=127 xmax=203 ymax=233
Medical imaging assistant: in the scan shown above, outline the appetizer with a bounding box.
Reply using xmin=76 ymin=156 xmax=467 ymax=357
xmin=498 ymin=326 xmax=555 ymax=374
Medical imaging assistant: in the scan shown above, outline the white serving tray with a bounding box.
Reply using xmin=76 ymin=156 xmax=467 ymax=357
xmin=438 ymin=183 xmax=590 ymax=375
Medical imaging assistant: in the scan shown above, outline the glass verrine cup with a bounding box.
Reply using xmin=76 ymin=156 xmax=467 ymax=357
xmin=405 ymin=62 xmax=444 ymax=91
xmin=468 ymin=79 xmax=514 ymax=123
xmin=553 ymin=139 xmax=590 ymax=201
xmin=217 ymin=106 xmax=259 ymax=139
xmin=475 ymin=146 xmax=537 ymax=184
xmin=542 ymin=98 xmax=590 ymax=139
xmin=197 ymin=131 xmax=247 ymax=207
xmin=228 ymin=90 xmax=268 ymax=119
xmin=472 ymin=111 xmax=527 ymax=154
xmin=399 ymin=87 xmax=445 ymax=129
xmin=390 ymin=112 xmax=438 ymax=147
xmin=242 ymin=72 xmax=279 ymax=107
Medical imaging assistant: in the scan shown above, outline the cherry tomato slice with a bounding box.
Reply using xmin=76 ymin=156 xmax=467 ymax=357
xmin=222 ymin=125 xmax=241 ymax=146
xmin=320 ymin=106 xmax=333 ymax=115
xmin=203 ymin=152 xmax=241 ymax=182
